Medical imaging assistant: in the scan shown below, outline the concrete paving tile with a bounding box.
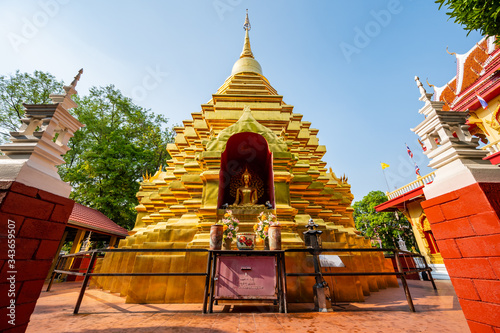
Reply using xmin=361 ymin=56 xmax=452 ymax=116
xmin=180 ymin=314 xmax=217 ymax=330
xmin=206 ymin=313 xmax=242 ymax=332
xmin=253 ymin=314 xmax=284 ymax=330
xmin=237 ymin=314 xmax=257 ymax=332
xmin=122 ymin=313 xmax=176 ymax=330
xmin=26 ymin=280 xmax=469 ymax=333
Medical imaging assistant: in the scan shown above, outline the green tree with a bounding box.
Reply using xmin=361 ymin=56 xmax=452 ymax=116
xmin=353 ymin=190 xmax=417 ymax=250
xmin=436 ymin=0 xmax=500 ymax=39
xmin=0 ymin=70 xmax=63 ymax=141
xmin=0 ymin=71 xmax=174 ymax=230
xmin=59 ymin=85 xmax=174 ymax=230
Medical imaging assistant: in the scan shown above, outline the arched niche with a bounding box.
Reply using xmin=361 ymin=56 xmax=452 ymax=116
xmin=217 ymin=132 xmax=275 ymax=208
xmin=420 ymin=215 xmax=440 ymax=255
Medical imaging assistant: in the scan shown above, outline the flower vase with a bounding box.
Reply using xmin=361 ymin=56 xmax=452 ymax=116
xmin=268 ymin=225 xmax=282 ymax=250
xmin=264 ymin=237 xmax=270 ymax=250
xmin=209 ymin=224 xmax=223 ymax=250
xmin=222 ymin=238 xmax=232 ymax=250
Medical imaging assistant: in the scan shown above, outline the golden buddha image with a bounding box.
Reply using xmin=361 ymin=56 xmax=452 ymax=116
xmin=233 ymin=168 xmax=258 ymax=206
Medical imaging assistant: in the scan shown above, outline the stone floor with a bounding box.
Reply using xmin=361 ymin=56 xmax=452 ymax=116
xmin=27 ymin=280 xmax=469 ymax=332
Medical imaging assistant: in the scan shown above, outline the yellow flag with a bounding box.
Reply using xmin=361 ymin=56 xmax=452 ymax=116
xmin=381 ymin=163 xmax=390 ymax=170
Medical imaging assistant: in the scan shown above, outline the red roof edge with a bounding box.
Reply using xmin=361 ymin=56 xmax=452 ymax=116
xmin=375 ymin=185 xmax=425 ymax=212
xmin=483 ymin=150 xmax=500 ymax=165
xmin=68 ymin=203 xmax=129 ymax=237
xmin=454 ymin=59 xmax=500 ymax=111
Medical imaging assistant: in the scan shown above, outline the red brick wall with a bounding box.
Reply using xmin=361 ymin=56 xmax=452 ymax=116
xmin=422 ymin=182 xmax=500 ymax=332
xmin=0 ymin=181 xmax=74 ymax=333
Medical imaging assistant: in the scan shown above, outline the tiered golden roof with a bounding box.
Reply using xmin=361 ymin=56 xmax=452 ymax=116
xmin=93 ymin=14 xmax=397 ymax=303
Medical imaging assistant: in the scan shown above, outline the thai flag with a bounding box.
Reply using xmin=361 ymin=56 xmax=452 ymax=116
xmin=406 ymin=144 xmax=413 ymax=158
xmin=475 ymin=92 xmax=488 ymax=109
xmin=418 ymin=138 xmax=427 ymax=152
xmin=415 ymin=163 xmax=421 ymax=177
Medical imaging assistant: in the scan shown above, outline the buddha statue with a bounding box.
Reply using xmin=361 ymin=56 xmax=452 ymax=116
xmin=233 ymin=168 xmax=258 ymax=206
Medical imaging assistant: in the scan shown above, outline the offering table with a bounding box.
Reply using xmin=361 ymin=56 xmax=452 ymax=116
xmin=203 ymin=250 xmax=287 ymax=314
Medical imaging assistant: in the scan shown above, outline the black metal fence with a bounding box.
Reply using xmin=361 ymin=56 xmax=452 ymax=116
xmin=284 ymin=248 xmax=436 ymax=312
xmin=47 ymin=248 xmax=210 ymax=314
xmin=46 ymin=247 xmax=436 ymax=314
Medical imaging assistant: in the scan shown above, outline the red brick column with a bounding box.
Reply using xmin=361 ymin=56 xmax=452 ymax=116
xmin=422 ymin=182 xmax=500 ymax=332
xmin=0 ymin=181 xmax=74 ymax=333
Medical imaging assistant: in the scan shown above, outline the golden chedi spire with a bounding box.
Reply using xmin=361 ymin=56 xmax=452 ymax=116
xmin=240 ymin=9 xmax=253 ymax=58
xmin=231 ymin=9 xmax=263 ymax=76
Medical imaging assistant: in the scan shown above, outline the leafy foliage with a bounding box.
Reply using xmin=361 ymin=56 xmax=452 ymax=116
xmin=0 ymin=70 xmax=63 ymax=141
xmin=59 ymin=85 xmax=174 ymax=230
xmin=353 ymin=190 xmax=417 ymax=250
xmin=0 ymin=70 xmax=174 ymax=230
xmin=436 ymin=0 xmax=500 ymax=38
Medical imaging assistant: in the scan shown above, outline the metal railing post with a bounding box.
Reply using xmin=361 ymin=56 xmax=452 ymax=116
xmin=73 ymin=251 xmax=98 ymax=315
xmin=281 ymin=252 xmax=288 ymax=314
xmin=46 ymin=254 xmax=62 ymax=292
xmin=208 ymin=252 xmax=217 ymax=313
xmin=202 ymin=252 xmax=212 ymax=314
xmin=394 ymin=250 xmax=415 ymax=312
xmin=422 ymin=255 xmax=437 ymax=290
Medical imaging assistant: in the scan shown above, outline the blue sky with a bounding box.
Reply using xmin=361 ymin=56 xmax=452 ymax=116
xmin=0 ymin=0 xmax=483 ymax=201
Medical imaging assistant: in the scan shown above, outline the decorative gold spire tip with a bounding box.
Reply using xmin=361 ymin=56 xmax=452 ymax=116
xmin=231 ymin=10 xmax=262 ymax=75
xmin=244 ymin=9 xmax=251 ymax=31
xmin=240 ymin=10 xmax=254 ymax=59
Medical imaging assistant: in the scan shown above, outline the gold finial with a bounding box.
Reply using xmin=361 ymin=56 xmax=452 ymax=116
xmin=426 ymin=78 xmax=435 ymax=88
xmin=341 ymin=174 xmax=348 ymax=183
xmin=231 ymin=9 xmax=263 ymax=75
xmin=244 ymin=9 xmax=251 ymax=31
xmin=240 ymin=10 xmax=254 ymax=58
xmin=446 ymin=46 xmax=456 ymax=56
xmin=142 ymin=168 xmax=162 ymax=182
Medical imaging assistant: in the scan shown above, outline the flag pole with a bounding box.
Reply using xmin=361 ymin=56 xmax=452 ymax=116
xmin=406 ymin=143 xmax=420 ymax=179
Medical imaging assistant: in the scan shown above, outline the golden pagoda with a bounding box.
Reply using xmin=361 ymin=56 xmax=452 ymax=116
xmin=93 ymin=12 xmax=397 ymax=303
